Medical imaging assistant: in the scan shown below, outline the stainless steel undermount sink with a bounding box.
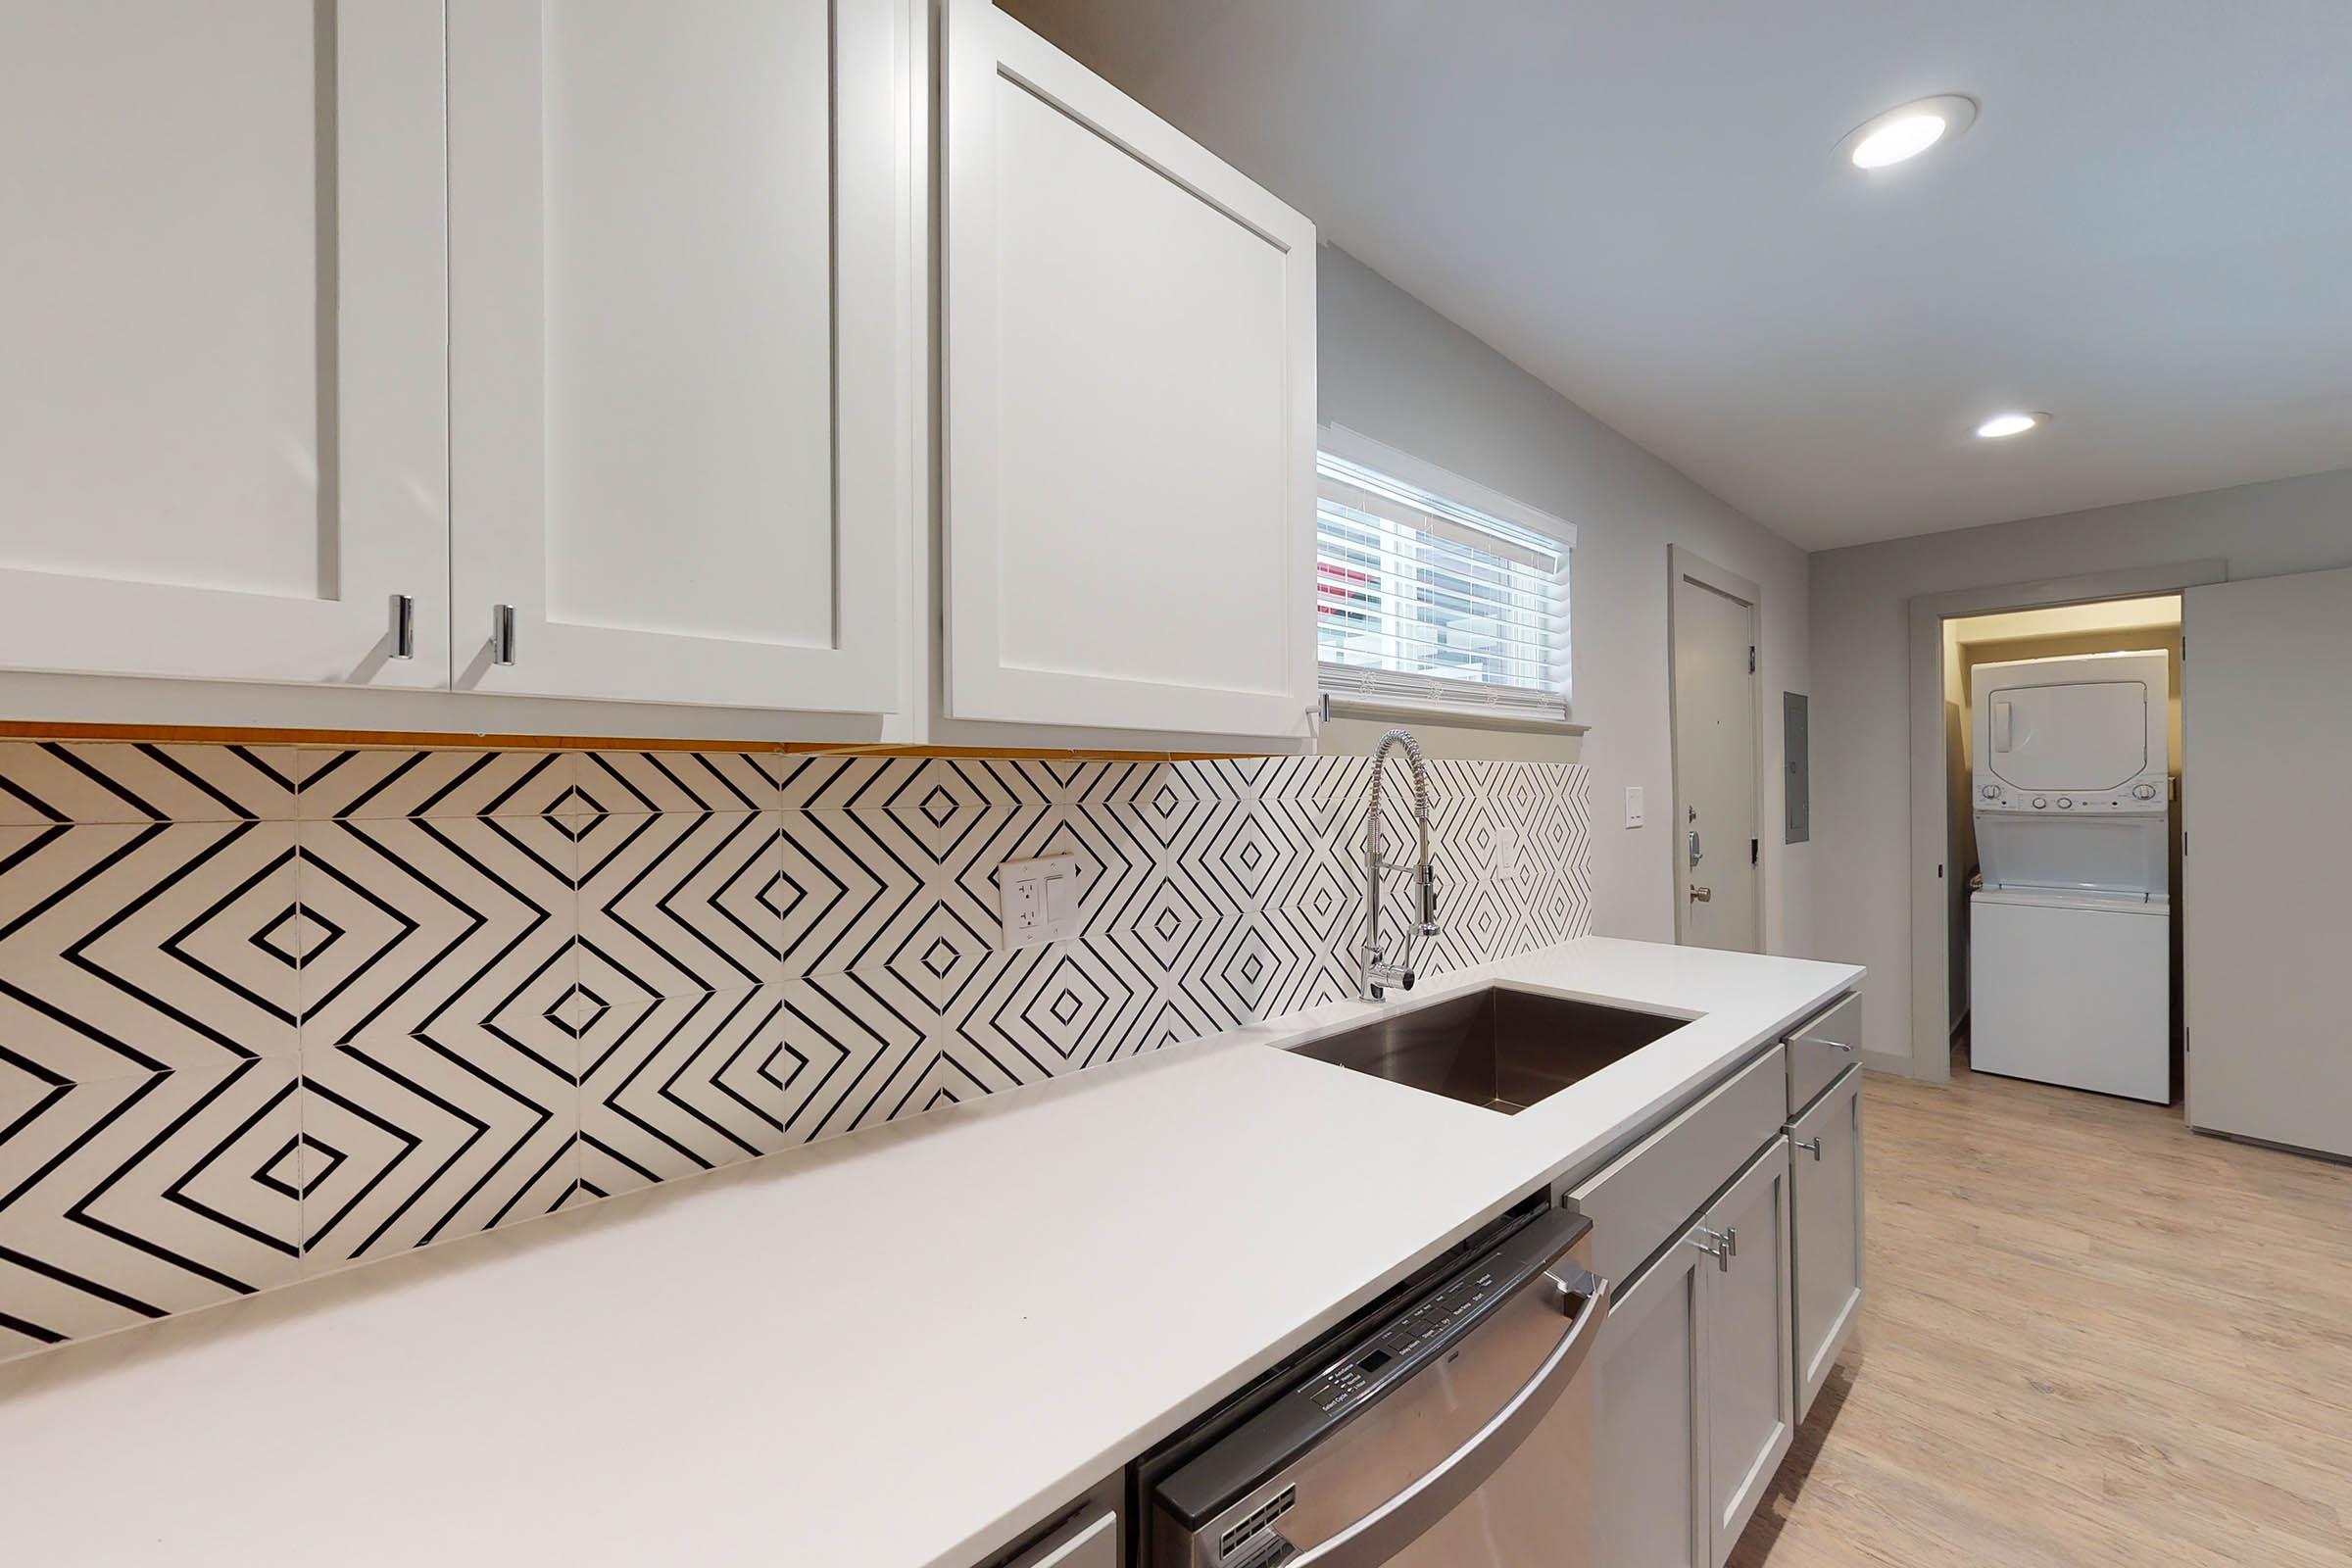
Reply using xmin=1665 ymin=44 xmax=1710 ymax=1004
xmin=1292 ymin=987 xmax=1688 ymax=1114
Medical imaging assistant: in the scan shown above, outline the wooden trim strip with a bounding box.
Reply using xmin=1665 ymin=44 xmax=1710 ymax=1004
xmin=0 ymin=720 xmax=1260 ymax=761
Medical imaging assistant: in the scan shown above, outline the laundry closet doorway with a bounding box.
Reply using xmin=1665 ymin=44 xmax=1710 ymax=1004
xmin=1901 ymin=561 xmax=2225 ymax=1084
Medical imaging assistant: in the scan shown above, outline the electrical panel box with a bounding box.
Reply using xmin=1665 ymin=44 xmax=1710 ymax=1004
xmin=1785 ymin=692 xmax=1810 ymax=844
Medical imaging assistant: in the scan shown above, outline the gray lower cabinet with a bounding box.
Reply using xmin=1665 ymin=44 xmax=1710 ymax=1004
xmin=1592 ymin=1220 xmax=1711 ymax=1566
xmin=1590 ymin=1137 xmax=1796 ymax=1568
xmin=1788 ymin=1066 xmax=1866 ymax=1420
xmin=1703 ymin=1141 xmax=1796 ymax=1561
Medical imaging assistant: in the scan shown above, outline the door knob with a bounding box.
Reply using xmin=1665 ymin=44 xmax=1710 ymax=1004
xmin=1690 ymin=885 xmax=1713 ymax=903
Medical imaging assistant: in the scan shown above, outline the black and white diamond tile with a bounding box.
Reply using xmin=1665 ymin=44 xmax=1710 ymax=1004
xmin=296 ymin=813 xmax=578 ymax=1047
xmin=1 ymin=820 xmax=300 ymax=1096
xmin=948 ymin=939 xmax=1152 ymax=1082
xmin=298 ymin=1018 xmax=580 ymax=1269
xmin=581 ymin=988 xmax=783 ymax=1194
xmin=574 ymin=751 xmax=781 ymax=815
xmin=771 ymin=808 xmax=925 ymax=979
xmin=576 ymin=972 xmax=937 ymax=1191
xmin=0 ymin=743 xmax=1593 ymax=1362
xmin=778 ymin=755 xmax=1050 ymax=813
xmin=0 ymin=1058 xmax=301 ymax=1354
xmin=294 ymin=749 xmax=576 ymax=820
xmin=576 ymin=809 xmax=783 ymax=996
xmin=0 ymin=741 xmax=296 ymax=825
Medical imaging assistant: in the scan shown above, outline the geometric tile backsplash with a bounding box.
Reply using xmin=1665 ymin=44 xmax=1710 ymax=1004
xmin=0 ymin=742 xmax=1592 ymax=1361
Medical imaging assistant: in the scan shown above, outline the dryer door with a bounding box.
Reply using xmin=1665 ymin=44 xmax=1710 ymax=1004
xmin=1985 ymin=680 xmax=2148 ymax=792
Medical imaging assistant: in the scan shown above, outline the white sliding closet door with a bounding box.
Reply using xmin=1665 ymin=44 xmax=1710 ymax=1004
xmin=448 ymin=0 xmax=906 ymax=711
xmin=0 ymin=1 xmax=448 ymax=687
xmin=2183 ymin=565 xmax=2352 ymax=1159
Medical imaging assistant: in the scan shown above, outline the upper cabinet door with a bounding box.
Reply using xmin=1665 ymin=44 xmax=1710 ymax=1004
xmin=941 ymin=0 xmax=1317 ymax=738
xmin=0 ymin=2 xmax=449 ymax=686
xmin=448 ymin=0 xmax=906 ymax=711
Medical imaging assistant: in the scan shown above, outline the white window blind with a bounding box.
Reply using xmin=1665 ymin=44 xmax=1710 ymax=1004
xmin=1315 ymin=445 xmax=1573 ymax=723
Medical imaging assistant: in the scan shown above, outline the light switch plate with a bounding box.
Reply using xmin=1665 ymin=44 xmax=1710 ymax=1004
xmin=1625 ymin=786 xmax=1645 ymax=829
xmin=1491 ymin=826 xmax=1521 ymax=882
xmin=1000 ymin=854 xmax=1080 ymax=948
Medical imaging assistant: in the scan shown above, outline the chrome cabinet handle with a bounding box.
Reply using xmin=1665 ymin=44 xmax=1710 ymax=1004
xmin=389 ymin=594 xmax=416 ymax=660
xmin=1795 ymin=1136 xmax=1823 ymax=1160
xmin=1690 ymin=1227 xmax=1729 ymax=1270
xmin=491 ymin=604 xmax=517 ymax=666
xmin=1723 ymin=1226 xmax=1738 ymax=1260
xmin=1282 ymin=1264 xmax=1611 ymax=1568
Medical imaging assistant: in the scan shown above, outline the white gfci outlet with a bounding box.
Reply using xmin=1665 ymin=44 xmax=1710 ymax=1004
xmin=1625 ymin=786 xmax=1645 ymax=829
xmin=1000 ymin=854 xmax=1080 ymax=948
xmin=1491 ymin=826 xmax=1521 ymax=882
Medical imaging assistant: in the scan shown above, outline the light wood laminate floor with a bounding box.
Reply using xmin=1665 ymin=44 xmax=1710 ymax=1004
xmin=1729 ymin=1054 xmax=2352 ymax=1567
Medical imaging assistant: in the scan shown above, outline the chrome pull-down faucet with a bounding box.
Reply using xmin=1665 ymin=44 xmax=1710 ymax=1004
xmin=1361 ymin=728 xmax=1440 ymax=1001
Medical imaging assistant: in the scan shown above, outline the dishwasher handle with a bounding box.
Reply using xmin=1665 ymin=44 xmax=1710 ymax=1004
xmin=1278 ymin=1262 xmax=1610 ymax=1568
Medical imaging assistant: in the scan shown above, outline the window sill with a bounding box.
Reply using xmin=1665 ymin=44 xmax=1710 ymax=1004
xmin=1318 ymin=691 xmax=1590 ymax=737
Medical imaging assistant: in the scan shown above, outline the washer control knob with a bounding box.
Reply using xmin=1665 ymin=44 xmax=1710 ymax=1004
xmin=2032 ymin=796 xmax=2048 ymax=809
xmin=1981 ymin=784 xmax=1998 ymax=800
xmin=2133 ymin=782 xmax=2158 ymax=801
xmin=2058 ymin=796 xmax=2073 ymax=809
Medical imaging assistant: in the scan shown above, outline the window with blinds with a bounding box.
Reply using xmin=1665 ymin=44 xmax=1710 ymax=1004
xmin=1315 ymin=448 xmax=1572 ymax=722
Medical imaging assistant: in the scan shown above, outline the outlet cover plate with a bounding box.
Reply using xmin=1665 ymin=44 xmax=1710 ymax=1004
xmin=1001 ymin=854 xmax=1080 ymax=948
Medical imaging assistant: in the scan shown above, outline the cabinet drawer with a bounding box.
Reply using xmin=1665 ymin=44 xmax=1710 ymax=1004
xmin=1571 ymin=1046 xmax=1788 ymax=1291
xmin=1786 ymin=993 xmax=1861 ymax=1116
xmin=999 ymin=1506 xmax=1117 ymax=1568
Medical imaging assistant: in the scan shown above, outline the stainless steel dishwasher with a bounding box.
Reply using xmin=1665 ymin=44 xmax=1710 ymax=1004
xmin=1139 ymin=1202 xmax=1608 ymax=1567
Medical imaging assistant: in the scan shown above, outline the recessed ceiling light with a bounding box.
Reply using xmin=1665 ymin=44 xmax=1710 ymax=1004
xmin=1975 ymin=412 xmax=2049 ymax=440
xmin=1840 ymin=94 xmax=1978 ymax=170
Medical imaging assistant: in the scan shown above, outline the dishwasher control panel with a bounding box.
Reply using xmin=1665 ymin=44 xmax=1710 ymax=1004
xmin=1301 ymin=1265 xmax=1503 ymax=1417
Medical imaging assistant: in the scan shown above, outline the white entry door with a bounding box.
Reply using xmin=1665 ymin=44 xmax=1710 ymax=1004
xmin=1672 ymin=549 xmax=1761 ymax=952
xmin=447 ymin=0 xmax=906 ymax=711
xmin=0 ymin=1 xmax=449 ymax=688
xmin=2183 ymin=566 xmax=2352 ymax=1159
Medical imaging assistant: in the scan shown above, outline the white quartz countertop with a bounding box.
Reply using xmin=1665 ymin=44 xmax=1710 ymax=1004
xmin=0 ymin=937 xmax=1859 ymax=1568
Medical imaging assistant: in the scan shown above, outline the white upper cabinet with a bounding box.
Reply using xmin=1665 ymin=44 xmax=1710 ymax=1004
xmin=447 ymin=0 xmax=906 ymax=711
xmin=0 ymin=1 xmax=449 ymax=687
xmin=940 ymin=0 xmax=1318 ymax=739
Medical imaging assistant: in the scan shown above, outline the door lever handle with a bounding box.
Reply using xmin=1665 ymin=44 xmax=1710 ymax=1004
xmin=1687 ymin=828 xmax=1703 ymax=866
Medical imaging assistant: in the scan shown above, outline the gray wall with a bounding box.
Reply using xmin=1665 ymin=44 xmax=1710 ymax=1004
xmin=1319 ymin=247 xmax=1813 ymax=952
xmin=1809 ymin=466 xmax=2352 ymax=1064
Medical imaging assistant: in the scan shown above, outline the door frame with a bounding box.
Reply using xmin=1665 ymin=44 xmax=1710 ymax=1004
xmin=1901 ymin=559 xmax=2226 ymax=1081
xmin=1667 ymin=546 xmax=1765 ymax=950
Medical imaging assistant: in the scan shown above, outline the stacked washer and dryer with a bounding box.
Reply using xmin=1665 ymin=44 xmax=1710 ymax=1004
xmin=1969 ymin=651 xmax=2174 ymax=1102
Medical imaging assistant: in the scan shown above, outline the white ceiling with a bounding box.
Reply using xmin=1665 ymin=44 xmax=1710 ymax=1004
xmin=1002 ymin=0 xmax=2352 ymax=550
